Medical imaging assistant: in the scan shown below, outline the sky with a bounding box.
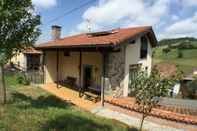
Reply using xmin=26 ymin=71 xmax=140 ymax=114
xmin=32 ymin=0 xmax=197 ymax=44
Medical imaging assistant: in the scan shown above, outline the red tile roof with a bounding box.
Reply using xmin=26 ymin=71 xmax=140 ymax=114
xmin=36 ymin=26 xmax=157 ymax=49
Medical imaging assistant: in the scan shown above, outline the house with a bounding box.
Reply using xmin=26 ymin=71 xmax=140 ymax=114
xmin=36 ymin=25 xmax=157 ymax=100
xmin=10 ymin=47 xmax=42 ymax=71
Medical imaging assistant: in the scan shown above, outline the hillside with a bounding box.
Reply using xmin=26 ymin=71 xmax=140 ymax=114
xmin=153 ymin=37 xmax=197 ymax=75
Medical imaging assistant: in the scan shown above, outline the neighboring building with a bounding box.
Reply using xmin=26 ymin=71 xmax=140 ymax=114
xmin=36 ymin=25 xmax=157 ymax=97
xmin=193 ymin=68 xmax=197 ymax=75
xmin=10 ymin=47 xmax=42 ymax=71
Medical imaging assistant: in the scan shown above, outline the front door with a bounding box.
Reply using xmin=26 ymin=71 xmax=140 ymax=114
xmin=83 ymin=65 xmax=93 ymax=90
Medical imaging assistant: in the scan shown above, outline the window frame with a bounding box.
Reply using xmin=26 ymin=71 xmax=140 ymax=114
xmin=140 ymin=36 xmax=148 ymax=59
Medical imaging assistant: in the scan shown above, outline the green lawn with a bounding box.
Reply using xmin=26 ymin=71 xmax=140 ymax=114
xmin=153 ymin=47 xmax=197 ymax=74
xmin=0 ymin=73 xmax=136 ymax=131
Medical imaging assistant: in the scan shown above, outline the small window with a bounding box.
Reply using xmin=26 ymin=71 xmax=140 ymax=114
xmin=129 ymin=39 xmax=135 ymax=45
xmin=140 ymin=36 xmax=148 ymax=59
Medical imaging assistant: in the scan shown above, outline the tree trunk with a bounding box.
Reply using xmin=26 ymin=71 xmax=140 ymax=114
xmin=139 ymin=104 xmax=145 ymax=131
xmin=139 ymin=113 xmax=145 ymax=131
xmin=0 ymin=64 xmax=6 ymax=105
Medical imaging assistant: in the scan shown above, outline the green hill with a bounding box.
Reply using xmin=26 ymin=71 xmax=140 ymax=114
xmin=153 ymin=37 xmax=197 ymax=74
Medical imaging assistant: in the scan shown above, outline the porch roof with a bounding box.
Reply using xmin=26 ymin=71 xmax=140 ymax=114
xmin=23 ymin=47 xmax=42 ymax=54
xmin=36 ymin=26 xmax=157 ymax=50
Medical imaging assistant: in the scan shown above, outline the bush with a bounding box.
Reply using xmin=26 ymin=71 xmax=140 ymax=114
xmin=162 ymin=47 xmax=171 ymax=54
xmin=177 ymin=50 xmax=183 ymax=58
xmin=16 ymin=75 xmax=30 ymax=85
xmin=186 ymin=79 xmax=197 ymax=99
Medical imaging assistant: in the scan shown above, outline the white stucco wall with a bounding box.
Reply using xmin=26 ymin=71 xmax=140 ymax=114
xmin=123 ymin=36 xmax=152 ymax=96
xmin=11 ymin=52 xmax=27 ymax=70
xmin=44 ymin=51 xmax=102 ymax=86
xmin=44 ymin=35 xmax=153 ymax=97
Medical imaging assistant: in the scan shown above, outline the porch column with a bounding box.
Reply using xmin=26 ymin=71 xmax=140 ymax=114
xmin=101 ymin=52 xmax=107 ymax=107
xmin=79 ymin=50 xmax=82 ymax=97
xmin=56 ymin=49 xmax=59 ymax=88
xmin=42 ymin=51 xmax=46 ymax=84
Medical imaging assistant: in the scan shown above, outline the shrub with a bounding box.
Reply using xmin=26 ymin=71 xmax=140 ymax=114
xmin=16 ymin=75 xmax=30 ymax=85
xmin=186 ymin=79 xmax=197 ymax=99
xmin=16 ymin=76 xmax=24 ymax=84
xmin=177 ymin=50 xmax=183 ymax=58
xmin=162 ymin=47 xmax=171 ymax=54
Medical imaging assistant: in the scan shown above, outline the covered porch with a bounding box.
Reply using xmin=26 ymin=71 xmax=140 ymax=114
xmin=41 ymin=83 xmax=100 ymax=110
xmin=42 ymin=47 xmax=113 ymax=106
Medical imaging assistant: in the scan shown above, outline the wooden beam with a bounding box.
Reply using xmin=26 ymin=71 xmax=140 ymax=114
xmin=101 ymin=52 xmax=106 ymax=107
xmin=79 ymin=50 xmax=82 ymax=97
xmin=42 ymin=47 xmax=116 ymax=52
xmin=56 ymin=49 xmax=59 ymax=88
xmin=42 ymin=51 xmax=46 ymax=84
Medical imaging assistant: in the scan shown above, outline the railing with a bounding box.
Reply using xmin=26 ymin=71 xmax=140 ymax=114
xmin=25 ymin=70 xmax=44 ymax=84
xmin=6 ymin=63 xmax=44 ymax=84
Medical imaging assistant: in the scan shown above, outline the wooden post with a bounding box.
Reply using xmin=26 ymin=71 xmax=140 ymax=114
xmin=42 ymin=51 xmax=46 ymax=84
xmin=101 ymin=52 xmax=106 ymax=107
xmin=79 ymin=50 xmax=82 ymax=97
xmin=56 ymin=49 xmax=59 ymax=88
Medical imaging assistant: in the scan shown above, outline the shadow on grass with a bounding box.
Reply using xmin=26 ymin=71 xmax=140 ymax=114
xmin=10 ymin=92 xmax=72 ymax=109
xmin=42 ymin=114 xmax=138 ymax=131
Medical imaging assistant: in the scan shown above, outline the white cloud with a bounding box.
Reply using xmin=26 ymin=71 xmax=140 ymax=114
xmin=172 ymin=15 xmax=179 ymax=21
xmin=181 ymin=0 xmax=197 ymax=7
xmin=32 ymin=0 xmax=57 ymax=9
xmin=70 ymin=0 xmax=197 ymax=39
xmin=160 ymin=12 xmax=197 ymax=39
xmin=72 ymin=0 xmax=170 ymax=34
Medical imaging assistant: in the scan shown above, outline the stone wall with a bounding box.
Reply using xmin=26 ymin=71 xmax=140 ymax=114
xmin=105 ymin=46 xmax=126 ymax=97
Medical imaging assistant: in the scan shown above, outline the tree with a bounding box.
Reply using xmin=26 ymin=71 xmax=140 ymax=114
xmin=162 ymin=47 xmax=170 ymax=54
xmin=130 ymin=69 xmax=176 ymax=131
xmin=177 ymin=49 xmax=183 ymax=58
xmin=0 ymin=0 xmax=40 ymax=104
xmin=186 ymin=78 xmax=197 ymax=99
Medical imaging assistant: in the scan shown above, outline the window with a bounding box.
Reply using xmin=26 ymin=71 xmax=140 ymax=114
xmin=64 ymin=51 xmax=70 ymax=56
xmin=128 ymin=39 xmax=135 ymax=45
xmin=140 ymin=36 xmax=148 ymax=59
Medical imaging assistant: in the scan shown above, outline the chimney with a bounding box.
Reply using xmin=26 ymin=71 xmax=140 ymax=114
xmin=51 ymin=25 xmax=61 ymax=40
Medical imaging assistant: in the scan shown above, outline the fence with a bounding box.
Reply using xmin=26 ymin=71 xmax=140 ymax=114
xmin=25 ymin=70 xmax=44 ymax=84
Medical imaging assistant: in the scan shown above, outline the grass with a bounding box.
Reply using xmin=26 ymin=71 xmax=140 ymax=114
xmin=0 ymin=73 xmax=137 ymax=131
xmin=153 ymin=47 xmax=197 ymax=74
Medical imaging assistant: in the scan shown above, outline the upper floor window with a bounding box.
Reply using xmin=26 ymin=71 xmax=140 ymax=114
xmin=140 ymin=36 xmax=148 ymax=59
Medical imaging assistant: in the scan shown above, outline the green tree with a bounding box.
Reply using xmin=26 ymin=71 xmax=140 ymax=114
xmin=130 ymin=70 xmax=176 ymax=131
xmin=186 ymin=78 xmax=197 ymax=99
xmin=0 ymin=0 xmax=40 ymax=104
xmin=177 ymin=49 xmax=183 ymax=58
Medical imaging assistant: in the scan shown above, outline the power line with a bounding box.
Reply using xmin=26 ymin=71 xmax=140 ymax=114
xmin=45 ymin=0 xmax=97 ymax=25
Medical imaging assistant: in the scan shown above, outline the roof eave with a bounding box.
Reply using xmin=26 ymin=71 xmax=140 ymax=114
xmin=35 ymin=43 xmax=114 ymax=50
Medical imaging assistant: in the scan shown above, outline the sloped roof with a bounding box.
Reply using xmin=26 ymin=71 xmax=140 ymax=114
xmin=23 ymin=47 xmax=42 ymax=54
xmin=36 ymin=26 xmax=157 ymax=49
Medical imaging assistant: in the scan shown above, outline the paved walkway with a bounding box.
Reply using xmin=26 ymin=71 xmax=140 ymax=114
xmin=106 ymin=97 xmax=197 ymax=124
xmin=91 ymin=107 xmax=183 ymax=131
xmin=40 ymin=84 xmax=196 ymax=131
